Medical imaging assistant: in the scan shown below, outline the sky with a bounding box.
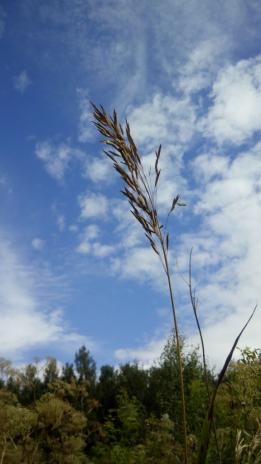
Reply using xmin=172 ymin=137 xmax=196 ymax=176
xmin=0 ymin=0 xmax=261 ymax=370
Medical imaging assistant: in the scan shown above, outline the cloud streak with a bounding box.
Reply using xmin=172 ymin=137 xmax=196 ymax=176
xmin=0 ymin=236 xmax=93 ymax=361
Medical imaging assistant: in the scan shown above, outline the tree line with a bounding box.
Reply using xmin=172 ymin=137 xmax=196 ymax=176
xmin=0 ymin=336 xmax=260 ymax=463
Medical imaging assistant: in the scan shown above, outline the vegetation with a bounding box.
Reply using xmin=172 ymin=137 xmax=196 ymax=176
xmin=0 ymin=342 xmax=260 ymax=463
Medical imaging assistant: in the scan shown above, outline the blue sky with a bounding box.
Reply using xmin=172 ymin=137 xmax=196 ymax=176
xmin=1 ymin=0 xmax=261 ymax=369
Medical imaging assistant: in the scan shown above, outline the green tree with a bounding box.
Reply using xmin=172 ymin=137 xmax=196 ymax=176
xmin=75 ymin=346 xmax=96 ymax=388
xmin=0 ymin=390 xmax=39 ymax=464
xmin=43 ymin=358 xmax=59 ymax=389
xmin=96 ymin=365 xmax=118 ymax=419
xmin=18 ymin=364 xmax=43 ymax=405
xmin=91 ymin=390 xmax=145 ymax=464
xmin=62 ymin=363 xmax=76 ymax=383
xmin=117 ymin=362 xmax=148 ymax=405
xmin=144 ymin=414 xmax=179 ymax=463
xmin=208 ymin=348 xmax=261 ymax=463
xmin=35 ymin=392 xmax=87 ymax=463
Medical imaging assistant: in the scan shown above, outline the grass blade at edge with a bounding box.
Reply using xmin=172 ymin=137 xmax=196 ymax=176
xmin=197 ymin=304 xmax=257 ymax=464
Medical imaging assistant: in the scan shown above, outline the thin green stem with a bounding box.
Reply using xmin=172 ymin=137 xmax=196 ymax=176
xmin=189 ymin=249 xmax=221 ymax=463
xmin=160 ymin=237 xmax=188 ymax=464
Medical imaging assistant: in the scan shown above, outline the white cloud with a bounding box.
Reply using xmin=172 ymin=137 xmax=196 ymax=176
xmin=189 ymin=309 xmax=259 ymax=370
xmin=76 ymin=224 xmax=99 ymax=254
xmin=178 ymin=38 xmax=229 ymax=95
xmin=115 ymin=307 xmax=258 ymax=370
xmin=76 ymin=224 xmax=115 ymax=258
xmin=203 ymin=55 xmax=261 ymax=144
xmin=111 ymin=246 xmax=164 ymax=289
xmin=175 ymin=141 xmax=261 ymax=367
xmin=191 ymin=152 xmax=230 ymax=183
xmin=84 ymin=155 xmax=112 ymax=183
xmin=194 ymin=142 xmax=261 ymax=217
xmin=124 ymin=95 xmax=193 ymax=217
xmin=32 ymin=238 xmax=45 ymax=251
xmin=0 ymin=237 xmax=92 ymax=361
xmin=77 ymin=89 xmax=95 ymax=142
xmin=14 ymin=70 xmax=31 ymax=94
xmin=115 ymin=336 xmax=166 ymax=369
xmin=35 ymin=141 xmax=84 ymax=180
xmin=78 ymin=192 xmax=108 ymax=219
xmin=127 ymin=93 xmax=196 ymax=150
xmin=83 ymin=224 xmax=100 ymax=240
xmin=111 ymin=199 xmax=144 ymax=249
xmin=76 ymin=241 xmax=91 ymax=255
xmin=21 ymin=0 xmax=257 ymax=109
xmin=110 ymin=116 xmax=261 ymax=367
xmin=92 ymin=242 xmax=115 ymax=258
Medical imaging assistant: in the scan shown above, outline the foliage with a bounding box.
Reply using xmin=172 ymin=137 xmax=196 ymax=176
xmin=0 ymin=342 xmax=260 ymax=462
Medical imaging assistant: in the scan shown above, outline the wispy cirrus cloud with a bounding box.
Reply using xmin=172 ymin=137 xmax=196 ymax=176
xmin=20 ymin=0 xmax=243 ymax=109
xmin=0 ymin=235 xmax=94 ymax=361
